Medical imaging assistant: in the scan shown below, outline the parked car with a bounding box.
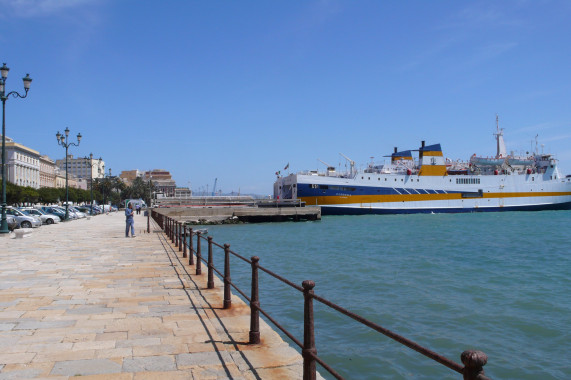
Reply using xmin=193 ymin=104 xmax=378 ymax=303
xmin=69 ymin=206 xmax=87 ymax=218
xmin=75 ymin=206 xmax=92 ymax=214
xmin=53 ymin=206 xmax=79 ymax=219
xmin=6 ymin=214 xmax=18 ymax=231
xmin=6 ymin=207 xmax=42 ymax=228
xmin=39 ymin=206 xmax=67 ymax=220
xmin=20 ymin=207 xmax=60 ymax=225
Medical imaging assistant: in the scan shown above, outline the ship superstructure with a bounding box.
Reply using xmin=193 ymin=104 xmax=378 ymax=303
xmin=274 ymin=121 xmax=571 ymax=214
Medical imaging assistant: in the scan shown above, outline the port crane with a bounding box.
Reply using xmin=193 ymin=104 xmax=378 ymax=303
xmin=317 ymin=159 xmax=336 ymax=172
xmin=211 ymin=178 xmax=218 ymax=196
xmin=339 ymin=153 xmax=356 ymax=177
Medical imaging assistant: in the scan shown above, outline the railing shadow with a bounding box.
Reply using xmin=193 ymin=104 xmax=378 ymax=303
xmin=152 ymin=210 xmax=491 ymax=380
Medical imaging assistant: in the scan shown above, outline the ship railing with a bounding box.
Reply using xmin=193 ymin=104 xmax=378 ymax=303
xmin=152 ymin=210 xmax=491 ymax=380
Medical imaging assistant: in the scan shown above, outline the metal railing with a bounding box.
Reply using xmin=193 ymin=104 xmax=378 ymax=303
xmin=152 ymin=210 xmax=491 ymax=380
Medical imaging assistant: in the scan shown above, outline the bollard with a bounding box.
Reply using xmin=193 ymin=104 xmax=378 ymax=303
xmin=182 ymin=225 xmax=187 ymax=258
xmin=249 ymin=256 xmax=260 ymax=344
xmin=188 ymin=228 xmax=194 ymax=266
xmin=207 ymin=237 xmax=214 ymax=289
xmin=196 ymin=232 xmax=202 ymax=275
xmin=302 ymin=280 xmax=317 ymax=380
xmin=223 ymin=244 xmax=231 ymax=309
xmin=461 ymin=350 xmax=489 ymax=380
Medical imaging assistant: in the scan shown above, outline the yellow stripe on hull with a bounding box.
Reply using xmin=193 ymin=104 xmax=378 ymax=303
xmin=299 ymin=192 xmax=571 ymax=205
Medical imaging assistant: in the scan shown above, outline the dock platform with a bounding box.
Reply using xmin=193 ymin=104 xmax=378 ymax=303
xmin=155 ymin=205 xmax=321 ymax=224
xmin=0 ymin=211 xmax=310 ymax=379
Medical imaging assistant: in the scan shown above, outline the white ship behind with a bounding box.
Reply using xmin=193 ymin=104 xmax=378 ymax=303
xmin=274 ymin=118 xmax=571 ymax=214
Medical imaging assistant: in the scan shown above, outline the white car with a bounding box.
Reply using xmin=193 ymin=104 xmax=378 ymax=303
xmin=6 ymin=207 xmax=42 ymax=228
xmin=70 ymin=207 xmax=87 ymax=218
xmin=53 ymin=206 xmax=79 ymax=220
xmin=20 ymin=208 xmax=61 ymax=225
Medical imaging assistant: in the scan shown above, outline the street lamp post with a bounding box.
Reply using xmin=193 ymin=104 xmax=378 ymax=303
xmin=84 ymin=153 xmax=102 ymax=216
xmin=103 ymin=168 xmax=111 ymax=212
xmin=56 ymin=128 xmax=82 ymax=221
xmin=1 ymin=63 xmax=32 ymax=234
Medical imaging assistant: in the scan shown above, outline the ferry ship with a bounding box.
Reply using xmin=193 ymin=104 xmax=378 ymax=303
xmin=274 ymin=119 xmax=571 ymax=214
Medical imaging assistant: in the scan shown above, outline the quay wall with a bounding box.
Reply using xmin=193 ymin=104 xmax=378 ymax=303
xmin=154 ymin=206 xmax=321 ymax=223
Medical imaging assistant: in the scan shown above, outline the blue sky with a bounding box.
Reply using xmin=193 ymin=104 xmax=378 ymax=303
xmin=2 ymin=0 xmax=570 ymax=195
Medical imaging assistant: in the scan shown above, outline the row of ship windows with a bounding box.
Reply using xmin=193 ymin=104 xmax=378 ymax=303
xmin=359 ymin=176 xmax=481 ymax=184
xmin=310 ymin=175 xmax=559 ymax=189
xmin=456 ymin=178 xmax=481 ymax=184
xmin=361 ymin=176 xmax=421 ymax=182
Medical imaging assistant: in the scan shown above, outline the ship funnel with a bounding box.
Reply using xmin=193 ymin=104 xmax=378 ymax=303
xmin=394 ymin=147 xmax=397 ymax=153
xmin=421 ymin=141 xmax=425 ymax=148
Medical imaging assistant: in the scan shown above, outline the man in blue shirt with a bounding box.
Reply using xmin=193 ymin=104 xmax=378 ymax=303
xmin=125 ymin=203 xmax=135 ymax=237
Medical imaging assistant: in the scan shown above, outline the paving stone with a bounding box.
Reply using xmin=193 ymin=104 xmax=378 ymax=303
xmin=0 ymin=323 xmax=15 ymax=331
xmin=176 ymin=351 xmax=233 ymax=368
xmin=14 ymin=320 xmax=75 ymax=330
xmin=50 ymin=358 xmax=122 ymax=376
xmin=122 ymin=355 xmax=176 ymax=372
xmin=0 ymin=353 xmax=36 ymax=364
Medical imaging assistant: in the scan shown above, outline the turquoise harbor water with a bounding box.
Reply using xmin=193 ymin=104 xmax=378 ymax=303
xmin=201 ymin=211 xmax=571 ymax=379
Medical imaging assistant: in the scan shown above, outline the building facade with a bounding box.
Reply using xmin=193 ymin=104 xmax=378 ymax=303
xmin=2 ymin=136 xmax=41 ymax=189
xmin=174 ymin=187 xmax=192 ymax=197
xmin=55 ymin=155 xmax=105 ymax=185
xmin=119 ymin=170 xmax=141 ymax=186
xmin=54 ymin=168 xmax=85 ymax=190
xmin=39 ymin=155 xmax=56 ymax=188
xmin=144 ymin=169 xmax=176 ymax=197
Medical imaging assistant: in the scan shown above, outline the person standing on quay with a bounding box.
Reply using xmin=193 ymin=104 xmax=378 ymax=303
xmin=125 ymin=203 xmax=135 ymax=237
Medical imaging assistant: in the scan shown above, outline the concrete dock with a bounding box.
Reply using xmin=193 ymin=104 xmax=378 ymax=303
xmin=155 ymin=206 xmax=321 ymax=224
xmin=0 ymin=211 xmax=308 ymax=379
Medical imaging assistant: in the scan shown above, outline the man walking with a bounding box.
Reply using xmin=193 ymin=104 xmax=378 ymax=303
xmin=125 ymin=203 xmax=135 ymax=237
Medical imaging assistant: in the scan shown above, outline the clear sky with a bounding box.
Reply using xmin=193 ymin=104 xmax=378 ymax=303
xmin=2 ymin=0 xmax=570 ymax=195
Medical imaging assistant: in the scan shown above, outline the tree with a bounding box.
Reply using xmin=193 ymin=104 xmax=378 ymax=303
xmin=38 ymin=187 xmax=60 ymax=204
xmin=21 ymin=187 xmax=39 ymax=205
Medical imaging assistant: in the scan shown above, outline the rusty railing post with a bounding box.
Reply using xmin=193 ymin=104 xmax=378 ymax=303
xmin=249 ymin=256 xmax=260 ymax=344
xmin=302 ymin=280 xmax=317 ymax=380
xmin=188 ymin=228 xmax=194 ymax=265
xmin=223 ymin=244 xmax=231 ymax=309
xmin=182 ymin=225 xmax=187 ymax=258
xmin=178 ymin=223 xmax=183 ymax=252
xmin=166 ymin=217 xmax=169 ymax=237
xmin=147 ymin=208 xmax=150 ymax=233
xmin=461 ymin=350 xmax=488 ymax=380
xmin=175 ymin=221 xmax=179 ymax=247
xmin=207 ymin=237 xmax=214 ymax=289
xmin=172 ymin=219 xmax=175 ymax=243
xmin=196 ymin=232 xmax=202 ymax=275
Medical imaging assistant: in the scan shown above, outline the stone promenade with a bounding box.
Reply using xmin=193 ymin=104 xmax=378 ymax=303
xmin=0 ymin=211 xmax=306 ymax=379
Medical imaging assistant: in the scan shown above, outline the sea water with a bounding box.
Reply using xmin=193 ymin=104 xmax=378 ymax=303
xmin=200 ymin=211 xmax=571 ymax=379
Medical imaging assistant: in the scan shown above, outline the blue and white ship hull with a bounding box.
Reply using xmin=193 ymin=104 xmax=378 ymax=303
xmin=274 ymin=127 xmax=571 ymax=215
